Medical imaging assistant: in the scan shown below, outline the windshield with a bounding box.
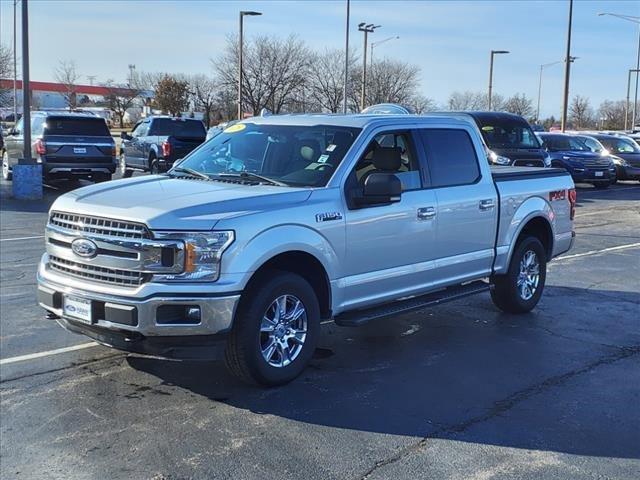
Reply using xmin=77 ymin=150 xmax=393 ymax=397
xmin=597 ymin=136 xmax=640 ymax=154
xmin=539 ymin=134 xmax=590 ymax=152
xmin=478 ymin=121 xmax=540 ymax=149
xmin=578 ymin=136 xmax=605 ymax=154
xmin=173 ymin=123 xmax=361 ymax=187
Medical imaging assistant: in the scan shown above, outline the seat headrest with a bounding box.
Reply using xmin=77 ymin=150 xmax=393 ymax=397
xmin=372 ymin=147 xmax=402 ymax=171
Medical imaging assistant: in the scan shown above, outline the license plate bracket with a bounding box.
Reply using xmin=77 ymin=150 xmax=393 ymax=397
xmin=63 ymin=295 xmax=93 ymax=324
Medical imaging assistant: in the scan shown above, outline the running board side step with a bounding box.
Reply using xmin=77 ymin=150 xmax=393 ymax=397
xmin=333 ymin=280 xmax=490 ymax=327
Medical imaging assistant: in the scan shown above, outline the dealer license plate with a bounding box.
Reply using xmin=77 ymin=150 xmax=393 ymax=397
xmin=73 ymin=147 xmax=87 ymax=154
xmin=63 ymin=295 xmax=92 ymax=324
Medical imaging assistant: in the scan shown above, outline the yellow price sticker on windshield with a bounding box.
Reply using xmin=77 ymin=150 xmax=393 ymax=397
xmin=224 ymin=123 xmax=247 ymax=133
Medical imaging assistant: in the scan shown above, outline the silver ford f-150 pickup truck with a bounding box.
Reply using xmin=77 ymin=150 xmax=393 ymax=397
xmin=37 ymin=113 xmax=576 ymax=385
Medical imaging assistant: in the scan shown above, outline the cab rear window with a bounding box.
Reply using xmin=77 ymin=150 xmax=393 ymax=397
xmin=44 ymin=117 xmax=111 ymax=137
xmin=150 ymin=119 xmax=206 ymax=138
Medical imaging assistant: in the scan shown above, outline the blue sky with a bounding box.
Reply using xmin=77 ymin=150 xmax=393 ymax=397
xmin=0 ymin=0 xmax=638 ymax=117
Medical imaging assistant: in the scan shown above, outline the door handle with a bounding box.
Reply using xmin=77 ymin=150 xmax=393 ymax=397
xmin=479 ymin=199 xmax=495 ymax=211
xmin=417 ymin=207 xmax=436 ymax=220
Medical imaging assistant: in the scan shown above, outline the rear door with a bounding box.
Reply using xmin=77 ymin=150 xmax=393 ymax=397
xmin=126 ymin=120 xmax=149 ymax=167
xmin=43 ymin=117 xmax=113 ymax=166
xmin=418 ymin=128 xmax=498 ymax=285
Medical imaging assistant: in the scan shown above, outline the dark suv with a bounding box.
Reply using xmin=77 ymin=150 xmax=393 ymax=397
xmin=464 ymin=112 xmax=549 ymax=167
xmin=120 ymin=116 xmax=206 ymax=176
xmin=2 ymin=111 xmax=116 ymax=182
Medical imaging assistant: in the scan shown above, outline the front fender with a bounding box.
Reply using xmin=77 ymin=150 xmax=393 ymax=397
xmin=494 ymin=196 xmax=554 ymax=275
xmin=223 ymin=224 xmax=339 ymax=287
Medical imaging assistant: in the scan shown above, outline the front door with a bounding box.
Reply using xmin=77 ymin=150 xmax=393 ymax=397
xmin=341 ymin=130 xmax=438 ymax=311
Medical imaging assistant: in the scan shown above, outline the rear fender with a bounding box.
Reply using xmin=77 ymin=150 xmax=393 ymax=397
xmin=494 ymin=196 xmax=554 ymax=275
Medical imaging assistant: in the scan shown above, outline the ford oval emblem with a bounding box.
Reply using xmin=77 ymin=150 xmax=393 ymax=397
xmin=71 ymin=238 xmax=98 ymax=258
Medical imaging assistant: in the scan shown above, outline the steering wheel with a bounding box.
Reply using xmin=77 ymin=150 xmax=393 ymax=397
xmin=311 ymin=163 xmax=333 ymax=171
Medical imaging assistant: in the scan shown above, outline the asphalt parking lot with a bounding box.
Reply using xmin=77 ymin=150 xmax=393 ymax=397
xmin=1 ymin=175 xmax=639 ymax=480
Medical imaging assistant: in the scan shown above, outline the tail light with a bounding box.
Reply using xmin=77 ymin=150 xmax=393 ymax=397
xmin=111 ymin=144 xmax=117 ymax=157
xmin=35 ymin=138 xmax=46 ymax=156
xmin=161 ymin=141 xmax=171 ymax=158
xmin=568 ymin=188 xmax=577 ymax=220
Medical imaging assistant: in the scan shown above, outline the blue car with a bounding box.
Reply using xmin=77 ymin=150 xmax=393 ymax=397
xmin=537 ymin=133 xmax=615 ymax=189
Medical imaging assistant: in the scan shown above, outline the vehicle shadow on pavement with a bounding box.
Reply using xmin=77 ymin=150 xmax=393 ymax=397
xmin=127 ymin=286 xmax=640 ymax=461
xmin=0 ymin=179 xmax=86 ymax=213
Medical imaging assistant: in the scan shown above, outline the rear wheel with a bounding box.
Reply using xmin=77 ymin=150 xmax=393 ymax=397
xmin=490 ymin=236 xmax=547 ymax=314
xmin=149 ymin=156 xmax=160 ymax=174
xmin=225 ymin=271 xmax=320 ymax=386
xmin=2 ymin=151 xmax=11 ymax=181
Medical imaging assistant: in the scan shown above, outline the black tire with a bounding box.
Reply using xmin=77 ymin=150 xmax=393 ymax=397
xmin=149 ymin=156 xmax=160 ymax=174
xmin=490 ymin=235 xmax=547 ymax=314
xmin=225 ymin=271 xmax=320 ymax=386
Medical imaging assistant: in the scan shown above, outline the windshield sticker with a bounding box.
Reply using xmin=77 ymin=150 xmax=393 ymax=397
xmin=481 ymin=126 xmax=494 ymax=132
xmin=224 ymin=123 xmax=247 ymax=133
xmin=317 ymin=154 xmax=330 ymax=163
xmin=326 ymin=144 xmax=336 ymax=152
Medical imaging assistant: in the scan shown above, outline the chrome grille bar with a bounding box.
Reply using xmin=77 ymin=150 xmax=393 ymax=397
xmin=49 ymin=211 xmax=150 ymax=239
xmin=49 ymin=255 xmax=149 ymax=287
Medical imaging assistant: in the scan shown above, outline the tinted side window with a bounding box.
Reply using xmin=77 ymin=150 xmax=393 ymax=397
xmin=44 ymin=117 xmax=111 ymax=136
xmin=420 ymin=129 xmax=480 ymax=188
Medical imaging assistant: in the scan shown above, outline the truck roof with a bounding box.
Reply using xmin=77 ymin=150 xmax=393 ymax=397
xmin=242 ymin=113 xmax=476 ymax=129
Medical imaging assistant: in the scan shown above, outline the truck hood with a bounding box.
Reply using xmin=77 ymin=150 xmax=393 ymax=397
xmin=51 ymin=175 xmax=312 ymax=231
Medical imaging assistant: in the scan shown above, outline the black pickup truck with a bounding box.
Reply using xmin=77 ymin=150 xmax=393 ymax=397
xmin=120 ymin=116 xmax=206 ymax=176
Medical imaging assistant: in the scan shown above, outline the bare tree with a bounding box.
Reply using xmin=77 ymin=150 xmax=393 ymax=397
xmin=350 ymin=59 xmax=422 ymax=109
xmin=104 ymin=79 xmax=141 ymax=128
xmin=154 ymin=74 xmax=190 ymax=116
xmin=54 ymin=59 xmax=80 ymax=109
xmin=597 ymin=100 xmax=626 ymax=130
xmin=407 ymin=94 xmax=438 ymax=114
xmin=569 ymin=95 xmax=593 ymax=129
xmin=189 ymin=74 xmax=217 ymax=126
xmin=447 ymin=90 xmax=505 ymax=111
xmin=306 ymin=48 xmax=357 ymax=113
xmin=213 ymin=34 xmax=311 ymax=115
xmin=0 ymin=44 xmax=13 ymax=108
xmin=503 ymin=93 xmax=534 ymax=118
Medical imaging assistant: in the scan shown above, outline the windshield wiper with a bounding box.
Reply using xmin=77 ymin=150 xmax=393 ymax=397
xmin=217 ymin=172 xmax=289 ymax=187
xmin=171 ymin=167 xmax=211 ymax=181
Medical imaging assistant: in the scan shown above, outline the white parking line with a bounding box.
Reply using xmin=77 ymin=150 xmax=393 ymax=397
xmin=0 ymin=235 xmax=45 ymax=242
xmin=556 ymin=242 xmax=640 ymax=261
xmin=0 ymin=342 xmax=99 ymax=366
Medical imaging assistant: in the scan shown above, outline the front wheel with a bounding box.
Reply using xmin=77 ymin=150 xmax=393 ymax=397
xmin=225 ymin=272 xmax=320 ymax=386
xmin=490 ymin=236 xmax=547 ymax=314
xmin=120 ymin=153 xmax=133 ymax=178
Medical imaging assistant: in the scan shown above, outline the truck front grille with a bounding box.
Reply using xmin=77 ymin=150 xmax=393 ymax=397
xmin=513 ymin=158 xmax=545 ymax=167
xmin=49 ymin=255 xmax=149 ymax=287
xmin=49 ymin=212 xmax=149 ymax=239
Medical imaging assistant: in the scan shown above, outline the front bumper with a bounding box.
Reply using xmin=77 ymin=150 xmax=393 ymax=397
xmin=616 ymin=165 xmax=640 ymax=180
xmin=37 ymin=264 xmax=240 ymax=354
xmin=570 ymin=168 xmax=612 ymax=183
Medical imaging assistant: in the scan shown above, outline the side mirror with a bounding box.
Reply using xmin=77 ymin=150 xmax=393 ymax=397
xmin=120 ymin=131 xmax=131 ymax=140
xmin=354 ymin=173 xmax=402 ymax=207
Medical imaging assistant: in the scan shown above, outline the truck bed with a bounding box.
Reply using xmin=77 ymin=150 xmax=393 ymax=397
xmin=491 ymin=165 xmax=568 ymax=181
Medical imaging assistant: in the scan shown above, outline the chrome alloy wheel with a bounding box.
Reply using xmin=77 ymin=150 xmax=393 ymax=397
xmin=2 ymin=152 xmax=9 ymax=179
xmin=119 ymin=153 xmax=126 ymax=173
xmin=517 ymin=250 xmax=540 ymax=301
xmin=260 ymin=294 xmax=307 ymax=368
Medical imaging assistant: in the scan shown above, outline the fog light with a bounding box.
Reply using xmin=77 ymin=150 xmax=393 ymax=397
xmin=186 ymin=307 xmax=201 ymax=322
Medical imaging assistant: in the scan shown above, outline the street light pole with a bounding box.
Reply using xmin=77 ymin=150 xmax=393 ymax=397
xmin=536 ymin=61 xmax=563 ymax=123
xmin=560 ymin=0 xmax=574 ymax=133
xmin=598 ymin=13 xmax=640 ymax=131
xmin=238 ymin=10 xmax=262 ymax=120
xmin=13 ymin=0 xmax=18 ymax=123
xmin=626 ymin=69 xmax=640 ymax=130
xmin=21 ymin=0 xmax=31 ymax=163
xmin=358 ymin=22 xmax=380 ymax=111
xmin=488 ymin=50 xmax=509 ymax=111
xmin=342 ymin=0 xmax=350 ymax=114
xmin=370 ymin=35 xmax=399 ymax=68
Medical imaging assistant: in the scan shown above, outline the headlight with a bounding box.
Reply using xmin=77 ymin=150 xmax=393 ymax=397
xmin=154 ymin=231 xmax=234 ymax=282
xmin=488 ymin=151 xmax=511 ymax=165
xmin=611 ymin=156 xmax=629 ymax=167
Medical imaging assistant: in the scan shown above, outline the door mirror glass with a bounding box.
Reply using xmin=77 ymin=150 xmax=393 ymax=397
xmin=355 ymin=173 xmax=401 ymax=206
